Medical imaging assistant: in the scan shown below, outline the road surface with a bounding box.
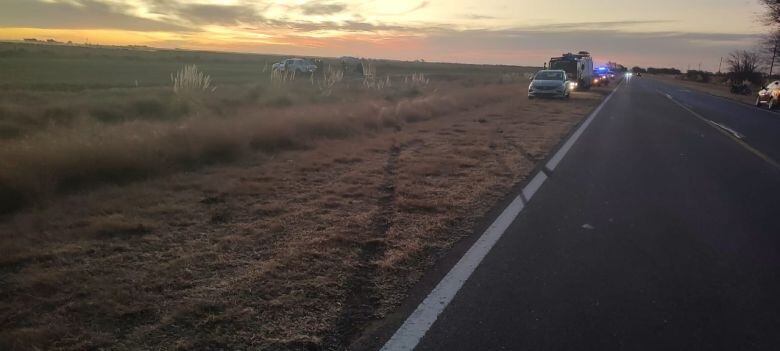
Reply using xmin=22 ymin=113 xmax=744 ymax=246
xmin=382 ymin=76 xmax=780 ymax=350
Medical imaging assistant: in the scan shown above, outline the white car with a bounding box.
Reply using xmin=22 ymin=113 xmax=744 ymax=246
xmin=528 ymin=70 xmax=572 ymax=99
xmin=756 ymin=80 xmax=780 ymax=109
xmin=272 ymin=58 xmax=317 ymax=73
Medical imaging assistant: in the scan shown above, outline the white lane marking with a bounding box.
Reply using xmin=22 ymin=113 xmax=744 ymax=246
xmin=380 ymin=83 xmax=623 ymax=351
xmin=546 ymin=81 xmax=623 ymax=171
xmin=379 ymin=195 xmax=525 ymax=351
xmin=707 ymin=120 xmax=745 ymax=140
xmin=660 ymin=92 xmax=746 ymax=139
xmin=522 ymin=172 xmax=548 ymax=201
xmin=660 ymin=91 xmax=780 ymax=171
xmin=652 ymin=78 xmax=779 ymax=117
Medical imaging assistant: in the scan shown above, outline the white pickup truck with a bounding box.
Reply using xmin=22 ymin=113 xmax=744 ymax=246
xmin=272 ymin=58 xmax=317 ymax=73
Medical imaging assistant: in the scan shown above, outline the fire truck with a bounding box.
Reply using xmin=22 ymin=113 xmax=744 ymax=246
xmin=549 ymin=51 xmax=594 ymax=90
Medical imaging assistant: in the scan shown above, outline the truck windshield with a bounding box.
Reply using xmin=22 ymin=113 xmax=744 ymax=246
xmin=535 ymin=71 xmax=564 ymax=80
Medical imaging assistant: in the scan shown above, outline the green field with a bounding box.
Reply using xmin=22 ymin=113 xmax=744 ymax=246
xmin=0 ymin=42 xmax=529 ymax=89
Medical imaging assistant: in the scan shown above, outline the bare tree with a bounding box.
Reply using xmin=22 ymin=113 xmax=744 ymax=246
xmin=726 ymin=50 xmax=763 ymax=84
xmin=759 ymin=30 xmax=780 ymax=76
xmin=761 ymin=0 xmax=780 ymax=25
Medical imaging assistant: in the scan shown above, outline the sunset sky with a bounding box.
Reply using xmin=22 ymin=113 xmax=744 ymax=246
xmin=0 ymin=0 xmax=767 ymax=69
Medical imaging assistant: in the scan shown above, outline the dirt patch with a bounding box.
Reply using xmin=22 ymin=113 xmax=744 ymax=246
xmin=0 ymin=84 xmax=611 ymax=350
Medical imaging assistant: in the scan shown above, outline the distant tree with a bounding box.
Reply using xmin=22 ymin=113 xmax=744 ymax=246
xmin=726 ymin=50 xmax=763 ymax=84
xmin=760 ymin=0 xmax=780 ymax=25
xmin=646 ymin=67 xmax=681 ymax=75
xmin=759 ymin=29 xmax=780 ymax=76
xmin=684 ymin=70 xmax=713 ymax=83
xmin=631 ymin=66 xmax=647 ymax=74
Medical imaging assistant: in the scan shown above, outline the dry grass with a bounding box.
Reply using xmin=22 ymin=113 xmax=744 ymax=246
xmin=0 ymin=76 xmax=612 ymax=350
xmin=0 ymin=44 xmax=611 ymax=349
xmin=0 ymin=79 xmax=515 ymax=214
xmin=171 ymin=65 xmax=215 ymax=96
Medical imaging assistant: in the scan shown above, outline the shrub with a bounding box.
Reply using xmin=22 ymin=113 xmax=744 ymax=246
xmin=684 ymin=70 xmax=713 ymax=83
xmin=131 ymin=98 xmax=167 ymax=118
xmin=89 ymin=106 xmax=127 ymax=123
xmin=42 ymin=107 xmax=77 ymax=126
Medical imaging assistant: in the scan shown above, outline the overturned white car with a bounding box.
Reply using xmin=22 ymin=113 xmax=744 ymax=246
xmin=272 ymin=58 xmax=318 ymax=74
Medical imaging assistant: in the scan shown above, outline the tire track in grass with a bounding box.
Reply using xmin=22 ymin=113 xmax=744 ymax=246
xmin=323 ymin=142 xmax=401 ymax=350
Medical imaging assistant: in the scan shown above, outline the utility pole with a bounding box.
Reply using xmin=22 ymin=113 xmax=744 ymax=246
xmin=770 ymin=38 xmax=778 ymax=78
xmin=718 ymin=57 xmax=723 ymax=74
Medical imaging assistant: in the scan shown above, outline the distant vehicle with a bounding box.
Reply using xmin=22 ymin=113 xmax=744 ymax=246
xmin=528 ymin=70 xmax=572 ymax=99
xmin=592 ymin=70 xmax=608 ymax=87
xmin=339 ymin=56 xmax=364 ymax=75
xmin=549 ymin=51 xmax=594 ymax=90
xmin=272 ymin=58 xmax=317 ymax=73
xmin=756 ymin=81 xmax=780 ymax=109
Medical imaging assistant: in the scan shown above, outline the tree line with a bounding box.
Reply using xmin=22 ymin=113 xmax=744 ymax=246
xmin=630 ymin=1 xmax=780 ymax=86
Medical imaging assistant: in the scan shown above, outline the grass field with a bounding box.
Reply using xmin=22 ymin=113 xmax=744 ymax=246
xmin=0 ymin=42 xmax=612 ymax=350
xmin=0 ymin=42 xmax=522 ymax=89
xmin=0 ymin=42 xmax=532 ymax=214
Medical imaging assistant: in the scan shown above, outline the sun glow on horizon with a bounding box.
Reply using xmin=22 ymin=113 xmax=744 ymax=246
xmin=0 ymin=0 xmax=767 ymax=68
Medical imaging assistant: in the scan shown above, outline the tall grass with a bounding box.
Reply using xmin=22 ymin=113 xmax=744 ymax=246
xmin=0 ymin=83 xmax=518 ymax=214
xmin=404 ymin=73 xmax=430 ymax=86
xmin=172 ymin=65 xmax=215 ymax=96
xmin=316 ymin=65 xmax=344 ymax=96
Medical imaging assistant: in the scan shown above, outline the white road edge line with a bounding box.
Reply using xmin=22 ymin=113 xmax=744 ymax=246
xmin=522 ymin=172 xmax=547 ymax=201
xmin=379 ymin=83 xmax=621 ymax=351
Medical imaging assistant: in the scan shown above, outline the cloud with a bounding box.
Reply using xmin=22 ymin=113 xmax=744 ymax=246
xmin=406 ymin=1 xmax=431 ymax=13
xmin=416 ymin=28 xmax=759 ymax=68
xmin=299 ymin=2 xmax=348 ymax=16
xmin=176 ymin=4 xmax=263 ymax=25
xmin=256 ymin=19 xmax=427 ymax=33
xmin=0 ymin=0 xmax=189 ymax=32
xmin=511 ymin=20 xmax=679 ymax=32
xmin=375 ymin=1 xmax=430 ymax=15
xmin=463 ymin=14 xmax=497 ymax=20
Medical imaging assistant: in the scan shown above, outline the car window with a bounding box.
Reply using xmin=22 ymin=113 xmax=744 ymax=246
xmin=535 ymin=71 xmax=564 ymax=80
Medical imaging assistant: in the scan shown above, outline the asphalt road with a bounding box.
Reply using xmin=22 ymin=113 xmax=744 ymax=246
xmin=397 ymin=76 xmax=780 ymax=350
